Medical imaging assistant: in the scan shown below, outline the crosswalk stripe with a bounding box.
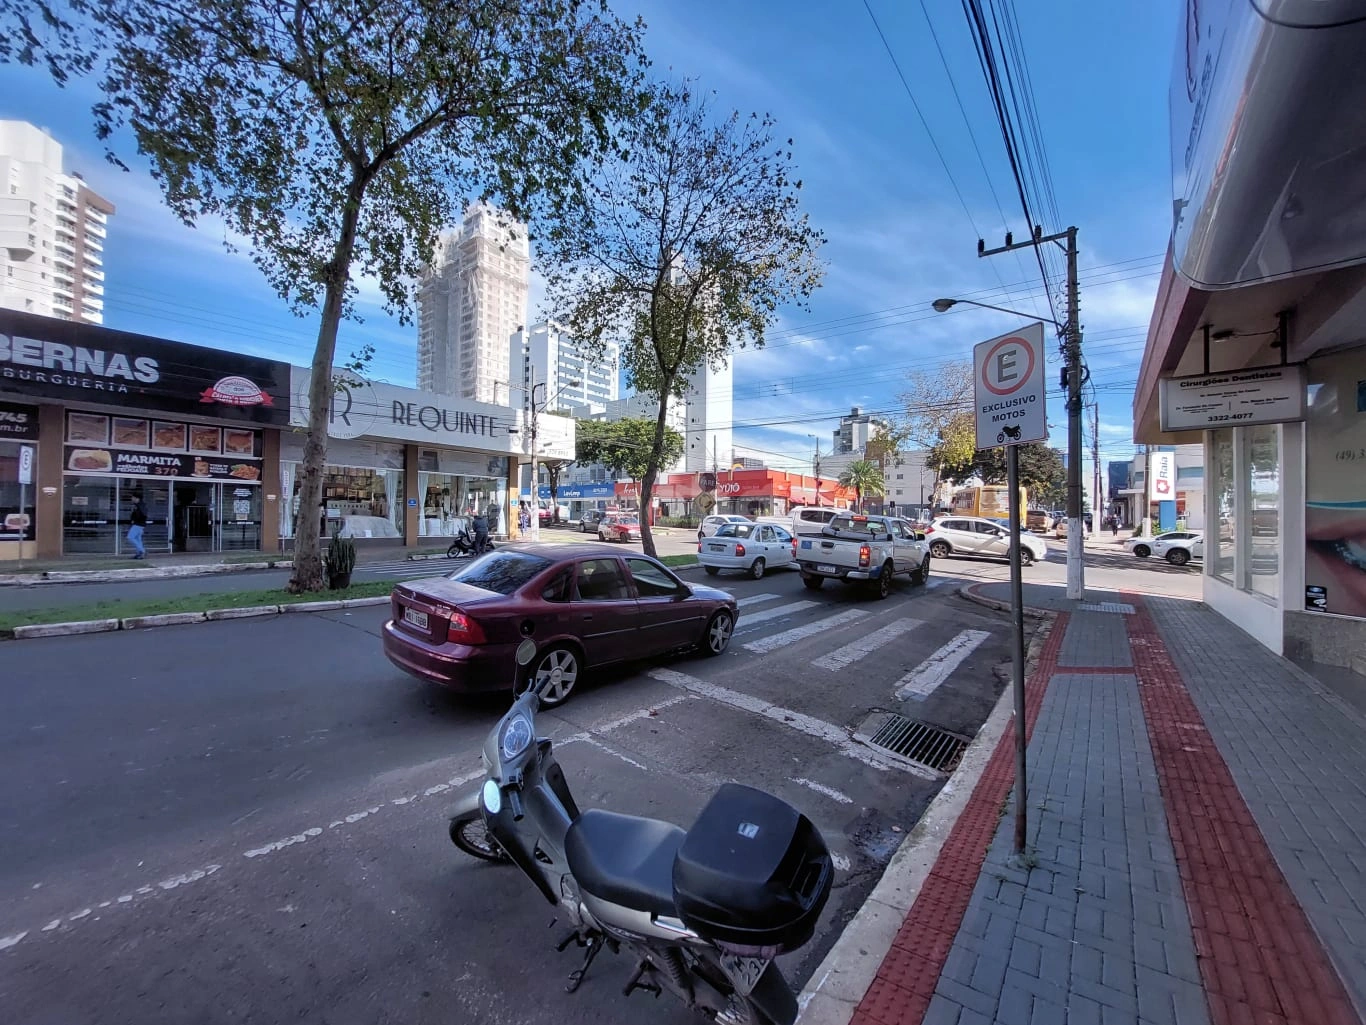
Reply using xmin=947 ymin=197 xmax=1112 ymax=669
xmin=734 ymin=600 xmax=817 ymax=631
xmin=735 ymin=593 xmax=783 ymax=608
xmin=894 ymin=629 xmax=992 ymax=700
xmin=646 ymin=668 xmax=894 ymax=773
xmin=743 ymin=608 xmax=868 ymax=654
xmin=813 ymin=618 xmax=922 ymax=670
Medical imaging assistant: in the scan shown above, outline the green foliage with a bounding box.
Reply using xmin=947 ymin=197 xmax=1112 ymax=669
xmin=838 ymin=459 xmax=886 ymax=511
xmin=926 ymin=411 xmax=978 ymax=481
xmin=325 ymin=533 xmax=357 ymax=577
xmin=7 ymin=0 xmax=648 ymax=591
xmin=543 ymin=81 xmax=825 ymax=554
xmin=895 ymin=361 xmax=976 ymax=481
xmin=970 ymin=444 xmax=1067 ymax=507
xmin=576 ymin=418 xmax=684 ymax=483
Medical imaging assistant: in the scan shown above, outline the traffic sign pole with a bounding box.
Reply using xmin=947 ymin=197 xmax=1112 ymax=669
xmin=1007 ymin=442 xmax=1027 ymax=856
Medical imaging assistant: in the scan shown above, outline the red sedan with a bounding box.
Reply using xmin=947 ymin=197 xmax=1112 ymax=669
xmin=597 ymin=513 xmax=641 ymax=542
xmin=382 ymin=543 xmax=737 ymax=707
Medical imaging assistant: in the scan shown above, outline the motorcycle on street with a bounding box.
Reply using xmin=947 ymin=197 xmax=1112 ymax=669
xmin=445 ymin=527 xmax=494 ymax=559
xmin=447 ymin=639 xmax=834 ymax=1025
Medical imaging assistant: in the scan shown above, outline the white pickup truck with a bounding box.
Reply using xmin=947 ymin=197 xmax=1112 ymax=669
xmin=795 ymin=513 xmax=932 ymax=599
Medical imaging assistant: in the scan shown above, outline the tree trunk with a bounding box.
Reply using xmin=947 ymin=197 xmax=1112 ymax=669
xmin=639 ymin=381 xmax=676 ymax=559
xmin=289 ymin=183 xmax=366 ymax=593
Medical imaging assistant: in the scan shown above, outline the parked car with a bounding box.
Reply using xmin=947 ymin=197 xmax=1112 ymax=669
xmin=538 ymin=502 xmax=571 ymax=524
xmin=1126 ymin=531 xmax=1204 ymax=565
xmin=755 ymin=506 xmax=841 ymax=539
xmin=796 ymin=513 xmax=931 ymax=599
xmin=698 ymin=521 xmax=795 ymax=579
xmin=698 ymin=514 xmax=751 ymax=540
xmin=578 ymin=509 xmax=607 ymax=533
xmin=925 ymin=517 xmax=1048 ymax=566
xmin=383 ymin=545 xmax=737 ymax=707
xmin=598 ymin=513 xmax=641 ymax=543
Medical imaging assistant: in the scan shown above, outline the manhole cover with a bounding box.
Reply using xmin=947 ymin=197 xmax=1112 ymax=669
xmin=856 ymin=712 xmax=970 ymax=775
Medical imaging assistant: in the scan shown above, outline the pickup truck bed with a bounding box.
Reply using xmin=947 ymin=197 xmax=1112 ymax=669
xmin=796 ymin=514 xmax=931 ymax=599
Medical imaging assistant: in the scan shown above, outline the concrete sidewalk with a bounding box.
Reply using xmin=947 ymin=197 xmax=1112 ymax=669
xmin=801 ymin=581 xmax=1366 ymax=1025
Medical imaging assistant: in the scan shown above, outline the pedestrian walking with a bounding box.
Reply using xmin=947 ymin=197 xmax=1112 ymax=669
xmin=518 ymin=501 xmax=531 ymax=535
xmin=471 ymin=505 xmax=490 ymax=555
xmin=128 ymin=494 xmax=148 ymax=560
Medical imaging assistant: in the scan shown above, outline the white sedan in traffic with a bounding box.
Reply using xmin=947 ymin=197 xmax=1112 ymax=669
xmin=698 ymin=522 xmax=795 ymax=580
xmin=698 ymin=514 xmax=752 ymax=540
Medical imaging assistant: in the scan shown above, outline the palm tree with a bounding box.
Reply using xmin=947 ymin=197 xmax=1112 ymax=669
xmin=838 ymin=459 xmax=886 ymax=513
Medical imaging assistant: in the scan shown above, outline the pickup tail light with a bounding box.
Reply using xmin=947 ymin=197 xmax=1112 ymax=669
xmin=735 ymin=543 xmax=746 ymax=557
xmin=446 ymin=611 xmax=486 ymax=645
xmin=858 ymin=544 xmax=870 ymax=568
xmin=924 ymin=526 xmax=935 ymax=534
xmin=697 ymin=540 xmax=703 ymax=553
xmin=792 ymin=537 xmax=798 ymax=553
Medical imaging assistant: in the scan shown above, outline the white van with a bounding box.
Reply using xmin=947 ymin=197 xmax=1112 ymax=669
xmin=756 ymin=506 xmax=842 ymax=538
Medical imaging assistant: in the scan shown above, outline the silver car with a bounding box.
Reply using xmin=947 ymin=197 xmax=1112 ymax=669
xmin=697 ymin=514 xmax=751 ymax=540
xmin=698 ymin=522 xmax=794 ymax=579
xmin=925 ymin=516 xmax=1048 ymax=566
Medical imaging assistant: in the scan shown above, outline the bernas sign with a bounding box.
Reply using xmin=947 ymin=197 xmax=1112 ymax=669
xmin=0 ymin=309 xmax=291 ymax=424
xmin=289 ymin=368 xmax=574 ymax=460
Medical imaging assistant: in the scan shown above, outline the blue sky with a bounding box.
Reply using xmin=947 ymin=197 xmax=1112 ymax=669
xmin=1 ymin=0 xmax=1178 ymax=480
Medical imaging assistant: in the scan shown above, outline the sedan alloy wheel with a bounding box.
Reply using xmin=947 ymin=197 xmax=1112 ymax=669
xmin=533 ymin=647 xmax=581 ymax=708
xmin=703 ymin=609 xmax=734 ymax=656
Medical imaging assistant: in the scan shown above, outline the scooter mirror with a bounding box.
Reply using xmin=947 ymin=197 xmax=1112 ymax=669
xmin=515 ymin=638 xmax=537 ymax=667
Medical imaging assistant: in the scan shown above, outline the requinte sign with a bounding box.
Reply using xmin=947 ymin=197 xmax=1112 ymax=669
xmin=973 ymin=322 xmax=1048 ymax=450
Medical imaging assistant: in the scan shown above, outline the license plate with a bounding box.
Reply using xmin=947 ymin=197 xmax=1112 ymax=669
xmin=403 ymin=607 xmax=428 ymax=630
xmin=708 ymin=544 xmax=725 ymax=551
xmin=816 ymin=564 xmax=837 ymax=574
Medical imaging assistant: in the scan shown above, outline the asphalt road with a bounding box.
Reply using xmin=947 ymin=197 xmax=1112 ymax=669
xmin=0 ymin=556 xmax=1028 ymax=1025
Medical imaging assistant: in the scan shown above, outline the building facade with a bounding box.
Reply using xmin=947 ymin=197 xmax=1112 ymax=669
xmin=0 ymin=121 xmax=113 ymax=326
xmin=832 ymin=406 xmax=876 ymax=454
xmin=1135 ymin=3 xmax=1366 ymax=674
xmin=0 ymin=310 xmax=570 ymax=560
xmin=683 ymin=359 xmax=733 ymax=473
xmin=416 ymin=204 xmax=528 ymax=403
xmin=509 ymin=322 xmax=618 ymax=416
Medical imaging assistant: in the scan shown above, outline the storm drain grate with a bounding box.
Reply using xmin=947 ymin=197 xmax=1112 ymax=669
xmin=1077 ymin=602 xmax=1136 ymax=615
xmin=863 ymin=713 xmax=971 ymax=775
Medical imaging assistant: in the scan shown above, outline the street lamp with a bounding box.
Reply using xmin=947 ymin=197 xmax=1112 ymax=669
xmin=931 ymin=297 xmax=1063 ymax=331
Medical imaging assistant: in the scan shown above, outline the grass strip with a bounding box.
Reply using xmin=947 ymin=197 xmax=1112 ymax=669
xmin=0 ymin=580 xmax=398 ymax=631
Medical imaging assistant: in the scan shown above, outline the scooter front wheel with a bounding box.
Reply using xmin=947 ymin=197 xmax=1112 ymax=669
xmin=449 ymin=812 xmax=509 ymax=863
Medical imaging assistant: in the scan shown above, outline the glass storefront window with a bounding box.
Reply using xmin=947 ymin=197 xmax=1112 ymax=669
xmin=0 ymin=441 xmax=37 ymax=547
xmin=1246 ymin=425 xmax=1279 ymax=600
xmin=418 ymin=472 xmax=506 ymax=537
xmin=280 ymin=463 xmax=405 ymax=540
xmin=1210 ymin=429 xmax=1235 ymax=584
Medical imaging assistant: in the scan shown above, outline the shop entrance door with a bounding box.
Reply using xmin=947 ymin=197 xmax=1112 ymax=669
xmin=117 ymin=479 xmax=171 ymax=556
xmin=219 ymin=484 xmax=262 ymax=551
xmin=172 ymin=482 xmax=216 ymax=553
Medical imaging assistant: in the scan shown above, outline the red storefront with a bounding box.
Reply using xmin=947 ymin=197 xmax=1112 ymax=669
xmin=615 ymin=469 xmax=854 ymax=520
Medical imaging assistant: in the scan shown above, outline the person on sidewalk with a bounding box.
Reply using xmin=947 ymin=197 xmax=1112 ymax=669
xmin=128 ymin=495 xmax=148 ymax=560
xmin=471 ymin=505 xmax=489 ymax=555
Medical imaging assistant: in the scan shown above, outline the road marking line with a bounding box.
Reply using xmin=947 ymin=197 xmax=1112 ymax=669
xmin=556 ymin=693 xmax=693 ymax=745
xmin=791 ymin=778 xmax=854 ymax=804
xmin=894 ymin=629 xmax=993 ymax=700
xmin=743 ymin=608 xmax=868 ymax=654
xmin=582 ymin=737 xmax=650 ymax=771
xmin=734 ymin=600 xmax=817 ymax=631
xmin=735 ymin=593 xmax=783 ymax=608
xmin=812 ymin=618 xmax=921 ymax=670
xmin=831 ymin=853 xmax=851 ymax=872
xmin=646 ymin=668 xmax=889 ymax=772
xmin=1 ymin=932 xmax=28 ymax=951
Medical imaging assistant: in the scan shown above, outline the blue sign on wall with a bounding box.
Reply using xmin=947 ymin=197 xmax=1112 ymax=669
xmin=537 ymin=482 xmax=616 ymax=500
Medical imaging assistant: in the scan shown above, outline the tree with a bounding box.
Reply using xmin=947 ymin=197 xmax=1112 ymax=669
xmin=895 ymin=361 xmax=976 ymax=487
xmin=838 ymin=459 xmax=886 ymax=513
xmin=542 ymin=459 xmax=571 ymax=523
xmin=969 ymin=444 xmax=1066 ymax=508
xmin=9 ymin=0 xmax=646 ymax=589
xmin=575 ymin=417 xmax=684 ymax=486
xmin=543 ymin=83 xmax=824 ymax=557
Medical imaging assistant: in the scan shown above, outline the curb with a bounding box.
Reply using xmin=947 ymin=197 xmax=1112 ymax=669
xmin=0 ymin=561 xmax=280 ymax=586
xmin=795 ymin=620 xmax=1055 ymax=1025
xmin=2 ymin=595 xmax=390 ymax=641
xmin=955 ymin=582 xmax=1055 ymax=620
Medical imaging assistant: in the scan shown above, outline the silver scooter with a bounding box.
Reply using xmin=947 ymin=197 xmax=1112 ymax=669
xmin=447 ymin=639 xmax=833 ymax=1025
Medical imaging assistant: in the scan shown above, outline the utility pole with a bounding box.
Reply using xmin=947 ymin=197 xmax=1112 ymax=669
xmin=979 ymin=225 xmax=1085 ymax=598
xmin=1091 ymin=402 xmax=1101 ymax=530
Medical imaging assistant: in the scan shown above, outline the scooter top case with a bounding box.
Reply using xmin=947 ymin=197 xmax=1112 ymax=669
xmin=672 ymin=783 xmax=833 ymax=956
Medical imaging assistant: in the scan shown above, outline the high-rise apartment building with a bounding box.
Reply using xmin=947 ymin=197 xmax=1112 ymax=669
xmin=416 ymin=204 xmax=528 ymax=402
xmin=509 ymin=322 xmax=618 ymax=415
xmin=832 ymin=406 xmax=876 ymax=454
xmin=683 ymin=358 xmax=733 ymax=473
xmin=0 ymin=121 xmax=114 ymax=325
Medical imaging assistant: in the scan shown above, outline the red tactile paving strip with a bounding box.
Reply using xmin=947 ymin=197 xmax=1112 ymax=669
xmin=849 ymin=613 xmax=1070 ymax=1025
xmin=1125 ymin=595 xmax=1359 ymax=1025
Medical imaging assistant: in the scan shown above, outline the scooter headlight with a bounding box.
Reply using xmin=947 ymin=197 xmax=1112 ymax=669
xmin=482 ymin=779 xmax=502 ymax=814
xmin=501 ymin=715 xmax=533 ymax=760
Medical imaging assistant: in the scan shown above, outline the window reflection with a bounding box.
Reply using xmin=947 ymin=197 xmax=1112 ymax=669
xmin=1247 ymin=425 xmax=1279 ymax=600
xmin=1211 ymin=429 xmax=1235 ymax=584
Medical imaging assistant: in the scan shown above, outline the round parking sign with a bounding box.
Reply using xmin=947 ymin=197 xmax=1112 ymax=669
xmin=980 ymin=336 xmax=1036 ymax=396
xmin=972 ymin=322 xmax=1047 ymax=450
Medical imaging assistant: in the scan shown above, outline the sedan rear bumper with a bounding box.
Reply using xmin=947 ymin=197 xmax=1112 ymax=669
xmin=382 ymin=620 xmax=517 ymax=692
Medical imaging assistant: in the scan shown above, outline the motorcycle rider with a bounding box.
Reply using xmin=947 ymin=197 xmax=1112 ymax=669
xmin=471 ymin=504 xmax=490 ymax=555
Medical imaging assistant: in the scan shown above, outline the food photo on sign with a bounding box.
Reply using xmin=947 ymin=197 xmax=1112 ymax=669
xmin=1304 ymin=352 xmax=1366 ymax=617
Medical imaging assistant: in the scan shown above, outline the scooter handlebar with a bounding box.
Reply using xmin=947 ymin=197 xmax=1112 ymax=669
xmin=507 ymin=787 xmax=524 ymax=822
